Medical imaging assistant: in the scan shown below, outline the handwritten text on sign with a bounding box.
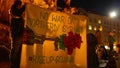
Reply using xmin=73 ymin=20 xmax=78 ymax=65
xmin=29 ymin=55 xmax=74 ymax=64
xmin=26 ymin=5 xmax=81 ymax=36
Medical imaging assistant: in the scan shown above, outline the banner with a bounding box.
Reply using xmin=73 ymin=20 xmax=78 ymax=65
xmin=20 ymin=4 xmax=87 ymax=68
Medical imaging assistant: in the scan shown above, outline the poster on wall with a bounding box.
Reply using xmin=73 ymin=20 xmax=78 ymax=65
xmin=20 ymin=3 xmax=87 ymax=68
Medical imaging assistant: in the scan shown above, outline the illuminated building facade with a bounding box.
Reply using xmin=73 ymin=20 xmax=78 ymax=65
xmin=87 ymin=13 xmax=120 ymax=46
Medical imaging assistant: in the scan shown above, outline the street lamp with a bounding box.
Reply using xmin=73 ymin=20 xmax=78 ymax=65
xmin=109 ymin=11 xmax=117 ymax=18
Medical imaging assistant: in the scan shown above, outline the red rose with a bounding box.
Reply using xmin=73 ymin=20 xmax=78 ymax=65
xmin=63 ymin=31 xmax=83 ymax=55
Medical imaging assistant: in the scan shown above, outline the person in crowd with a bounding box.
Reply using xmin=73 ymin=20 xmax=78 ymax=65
xmin=106 ymin=31 xmax=117 ymax=68
xmin=87 ymin=33 xmax=99 ymax=68
xmin=95 ymin=29 xmax=101 ymax=45
xmin=108 ymin=31 xmax=115 ymax=55
xmin=99 ymin=46 xmax=108 ymax=60
xmin=97 ymin=46 xmax=108 ymax=68
xmin=10 ymin=1 xmax=26 ymax=68
xmin=62 ymin=6 xmax=70 ymax=13
xmin=116 ymin=44 xmax=120 ymax=68
xmin=70 ymin=7 xmax=78 ymax=15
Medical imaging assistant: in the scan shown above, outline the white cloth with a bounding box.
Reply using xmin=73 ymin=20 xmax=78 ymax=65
xmin=99 ymin=59 xmax=108 ymax=67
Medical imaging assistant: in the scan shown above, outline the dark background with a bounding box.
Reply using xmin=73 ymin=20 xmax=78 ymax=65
xmin=71 ymin=0 xmax=120 ymax=16
xmin=58 ymin=0 xmax=120 ymax=17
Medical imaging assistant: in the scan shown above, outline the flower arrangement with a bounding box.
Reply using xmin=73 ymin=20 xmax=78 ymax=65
xmin=58 ymin=31 xmax=83 ymax=55
xmin=23 ymin=27 xmax=83 ymax=55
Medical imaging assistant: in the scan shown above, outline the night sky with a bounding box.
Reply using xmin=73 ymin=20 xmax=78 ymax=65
xmin=70 ymin=0 xmax=120 ymax=17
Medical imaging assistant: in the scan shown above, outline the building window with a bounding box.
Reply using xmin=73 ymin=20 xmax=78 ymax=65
xmin=88 ymin=25 xmax=92 ymax=30
xmin=98 ymin=19 xmax=101 ymax=24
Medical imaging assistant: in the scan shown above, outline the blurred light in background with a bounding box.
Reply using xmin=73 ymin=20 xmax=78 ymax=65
xmin=105 ymin=45 xmax=110 ymax=50
xmin=109 ymin=11 xmax=117 ymax=18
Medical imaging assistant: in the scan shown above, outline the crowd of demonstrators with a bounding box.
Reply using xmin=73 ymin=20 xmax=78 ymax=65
xmin=8 ymin=1 xmax=118 ymax=68
xmin=105 ymin=31 xmax=117 ymax=68
xmin=95 ymin=31 xmax=117 ymax=68
xmin=8 ymin=1 xmax=87 ymax=68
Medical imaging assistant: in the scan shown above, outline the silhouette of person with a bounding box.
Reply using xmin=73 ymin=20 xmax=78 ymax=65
xmin=108 ymin=31 xmax=115 ymax=55
xmin=95 ymin=29 xmax=101 ymax=45
xmin=97 ymin=46 xmax=108 ymax=68
xmin=10 ymin=1 xmax=26 ymax=68
xmin=106 ymin=31 xmax=116 ymax=68
xmin=116 ymin=44 xmax=120 ymax=68
xmin=87 ymin=33 xmax=99 ymax=68
xmin=99 ymin=46 xmax=108 ymax=60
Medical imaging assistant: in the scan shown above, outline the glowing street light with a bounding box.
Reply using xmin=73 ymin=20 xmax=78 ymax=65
xmin=109 ymin=11 xmax=117 ymax=18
